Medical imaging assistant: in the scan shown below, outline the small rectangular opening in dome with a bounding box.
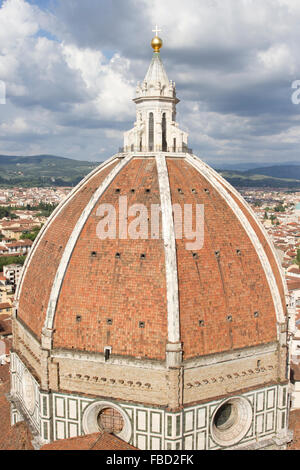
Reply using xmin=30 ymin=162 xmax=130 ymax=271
xmin=104 ymin=346 xmax=112 ymax=362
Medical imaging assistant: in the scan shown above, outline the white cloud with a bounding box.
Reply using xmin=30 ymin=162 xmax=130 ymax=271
xmin=62 ymin=45 xmax=135 ymax=119
xmin=0 ymin=0 xmax=300 ymax=164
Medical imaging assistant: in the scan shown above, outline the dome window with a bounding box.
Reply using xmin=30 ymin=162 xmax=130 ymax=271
xmin=76 ymin=315 xmax=82 ymax=323
xmin=104 ymin=346 xmax=112 ymax=361
xmin=254 ymin=311 xmax=259 ymax=318
xmin=227 ymin=315 xmax=233 ymax=322
xmin=211 ymin=397 xmax=252 ymax=447
xmin=107 ymin=319 xmax=113 ymax=325
xmin=140 ymin=254 xmax=146 ymax=260
xmin=139 ymin=321 xmax=145 ymax=328
xmin=199 ymin=320 xmax=205 ymax=327
xmin=115 ymin=253 xmax=121 ymax=259
xmin=91 ymin=251 xmax=97 ymax=257
xmin=97 ymin=407 xmax=125 ymax=435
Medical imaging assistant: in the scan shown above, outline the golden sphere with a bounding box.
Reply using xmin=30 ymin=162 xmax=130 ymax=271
xmin=151 ymin=36 xmax=163 ymax=53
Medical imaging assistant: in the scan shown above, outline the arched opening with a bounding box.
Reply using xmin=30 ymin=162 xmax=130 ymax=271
xmin=162 ymin=113 xmax=167 ymax=151
xmin=173 ymin=137 xmax=176 ymax=152
xmin=149 ymin=112 xmax=154 ymax=151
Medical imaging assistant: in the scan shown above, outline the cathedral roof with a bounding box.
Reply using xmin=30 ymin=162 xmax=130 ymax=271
xmin=41 ymin=431 xmax=137 ymax=450
xmin=15 ymin=153 xmax=287 ymax=362
xmin=13 ymin=32 xmax=288 ymax=368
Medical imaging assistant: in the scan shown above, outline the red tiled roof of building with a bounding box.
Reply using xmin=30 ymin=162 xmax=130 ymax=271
xmin=2 ymin=337 xmax=12 ymax=354
xmin=7 ymin=241 xmax=33 ymax=248
xmin=287 ymin=280 xmax=300 ymax=291
xmin=0 ymin=303 xmax=12 ymax=311
xmin=41 ymin=432 xmax=138 ymax=451
xmin=288 ymin=267 xmax=300 ymax=274
xmin=0 ymin=364 xmax=10 ymax=384
xmin=5 ymin=228 xmax=28 ymax=233
xmin=0 ymin=316 xmax=12 ymax=336
xmin=291 ymin=362 xmax=300 ymax=382
xmin=288 ymin=409 xmax=300 ymax=450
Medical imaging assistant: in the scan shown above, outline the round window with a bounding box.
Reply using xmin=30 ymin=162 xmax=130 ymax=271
xmin=82 ymin=400 xmax=132 ymax=443
xmin=211 ymin=397 xmax=252 ymax=447
xmin=97 ymin=407 xmax=124 ymax=434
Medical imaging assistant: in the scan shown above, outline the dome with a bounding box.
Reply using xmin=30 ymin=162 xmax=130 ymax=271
xmin=10 ymin=33 xmax=292 ymax=451
xmin=15 ymin=153 xmax=287 ymax=361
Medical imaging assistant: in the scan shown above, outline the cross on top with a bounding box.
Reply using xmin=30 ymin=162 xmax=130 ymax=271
xmin=152 ymin=25 xmax=162 ymax=36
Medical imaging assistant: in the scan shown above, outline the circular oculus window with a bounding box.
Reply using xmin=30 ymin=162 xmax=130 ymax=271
xmin=211 ymin=397 xmax=252 ymax=447
xmin=82 ymin=400 xmax=132 ymax=443
xmin=97 ymin=407 xmax=125 ymax=434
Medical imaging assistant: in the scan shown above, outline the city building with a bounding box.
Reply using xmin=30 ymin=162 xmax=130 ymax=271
xmin=3 ymin=265 xmax=23 ymax=289
xmin=0 ymin=303 xmax=12 ymax=316
xmin=9 ymin=33 xmax=293 ymax=450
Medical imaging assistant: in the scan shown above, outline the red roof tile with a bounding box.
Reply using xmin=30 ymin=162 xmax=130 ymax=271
xmin=41 ymin=432 xmax=137 ymax=451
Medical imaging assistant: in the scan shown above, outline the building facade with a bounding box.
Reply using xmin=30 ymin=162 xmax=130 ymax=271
xmin=9 ymin=33 xmax=293 ymax=450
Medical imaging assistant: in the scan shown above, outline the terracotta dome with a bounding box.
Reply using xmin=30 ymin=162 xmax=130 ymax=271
xmin=10 ymin=36 xmax=292 ymax=451
xmin=15 ymin=153 xmax=287 ymax=360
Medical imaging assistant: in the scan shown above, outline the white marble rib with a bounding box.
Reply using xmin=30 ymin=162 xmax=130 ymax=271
xmin=156 ymin=153 xmax=180 ymax=344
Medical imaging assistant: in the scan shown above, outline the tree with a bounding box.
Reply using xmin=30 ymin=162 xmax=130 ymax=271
xmin=0 ymin=206 xmax=18 ymax=220
xmin=20 ymin=225 xmax=42 ymax=242
xmin=297 ymin=249 xmax=300 ymax=266
xmin=0 ymin=255 xmax=26 ymax=272
xmin=274 ymin=204 xmax=285 ymax=213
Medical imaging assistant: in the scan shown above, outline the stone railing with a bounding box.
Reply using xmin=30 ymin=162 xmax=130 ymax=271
xmin=119 ymin=145 xmax=193 ymax=154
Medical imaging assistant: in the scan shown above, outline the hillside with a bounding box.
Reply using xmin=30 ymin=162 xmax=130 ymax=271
xmin=0 ymin=155 xmax=99 ymax=187
xmin=218 ymin=164 xmax=300 ymax=189
xmin=0 ymin=154 xmax=300 ymax=189
xmin=244 ymin=165 xmax=300 ymax=180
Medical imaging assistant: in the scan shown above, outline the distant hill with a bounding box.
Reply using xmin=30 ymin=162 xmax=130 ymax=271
xmin=218 ymin=165 xmax=300 ymax=189
xmin=244 ymin=165 xmax=300 ymax=180
xmin=216 ymin=161 xmax=300 ymax=171
xmin=0 ymin=154 xmax=300 ymax=189
xmin=0 ymin=154 xmax=99 ymax=187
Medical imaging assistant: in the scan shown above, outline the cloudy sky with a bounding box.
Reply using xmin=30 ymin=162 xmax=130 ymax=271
xmin=0 ymin=0 xmax=300 ymax=167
